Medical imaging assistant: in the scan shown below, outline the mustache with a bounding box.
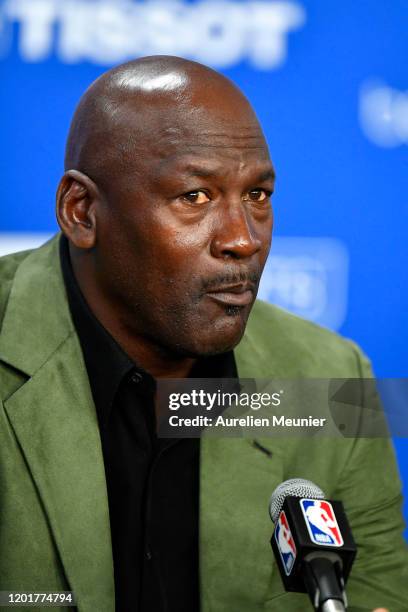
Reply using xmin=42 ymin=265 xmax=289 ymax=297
xmin=200 ymin=270 xmax=261 ymax=293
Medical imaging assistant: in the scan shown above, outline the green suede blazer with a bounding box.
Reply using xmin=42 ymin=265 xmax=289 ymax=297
xmin=0 ymin=236 xmax=407 ymax=612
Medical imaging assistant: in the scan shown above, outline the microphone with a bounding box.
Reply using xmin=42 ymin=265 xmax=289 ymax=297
xmin=269 ymin=478 xmax=357 ymax=612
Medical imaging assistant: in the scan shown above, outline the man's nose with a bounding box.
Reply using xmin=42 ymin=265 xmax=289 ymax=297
xmin=210 ymin=201 xmax=263 ymax=260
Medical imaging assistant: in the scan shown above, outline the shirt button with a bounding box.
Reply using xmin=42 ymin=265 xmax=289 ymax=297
xmin=131 ymin=372 xmax=143 ymax=384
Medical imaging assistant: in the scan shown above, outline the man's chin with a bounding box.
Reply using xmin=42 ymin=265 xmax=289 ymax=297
xmin=186 ymin=310 xmax=249 ymax=357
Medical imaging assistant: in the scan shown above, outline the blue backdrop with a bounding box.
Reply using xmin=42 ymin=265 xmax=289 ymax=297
xmin=1 ymin=0 xmax=407 ymax=528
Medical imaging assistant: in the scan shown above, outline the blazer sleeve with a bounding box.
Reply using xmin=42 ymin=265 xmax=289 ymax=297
xmin=333 ymin=344 xmax=408 ymax=611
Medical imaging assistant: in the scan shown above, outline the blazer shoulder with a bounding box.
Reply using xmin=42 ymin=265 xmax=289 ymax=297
xmin=0 ymin=249 xmax=34 ymax=327
xmin=243 ymin=299 xmax=371 ymax=378
xmin=0 ymin=249 xmax=38 ymax=398
xmin=0 ymin=248 xmax=33 ymax=281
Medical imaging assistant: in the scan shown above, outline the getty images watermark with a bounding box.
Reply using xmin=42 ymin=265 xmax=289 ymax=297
xmin=156 ymin=378 xmax=405 ymax=438
xmin=166 ymin=386 xmax=325 ymax=429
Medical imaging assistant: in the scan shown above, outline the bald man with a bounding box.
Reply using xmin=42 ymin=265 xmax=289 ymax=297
xmin=0 ymin=56 xmax=407 ymax=612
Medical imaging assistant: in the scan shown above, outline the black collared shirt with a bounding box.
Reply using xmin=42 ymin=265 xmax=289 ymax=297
xmin=59 ymin=235 xmax=237 ymax=612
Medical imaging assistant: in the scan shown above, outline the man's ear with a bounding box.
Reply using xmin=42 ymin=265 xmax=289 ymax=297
xmin=56 ymin=169 xmax=100 ymax=249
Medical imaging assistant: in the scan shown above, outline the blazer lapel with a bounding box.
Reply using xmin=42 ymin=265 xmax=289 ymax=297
xmin=0 ymin=236 xmax=115 ymax=611
xmin=200 ymin=436 xmax=284 ymax=612
xmin=199 ymin=329 xmax=289 ymax=611
xmin=200 ymin=303 xmax=297 ymax=612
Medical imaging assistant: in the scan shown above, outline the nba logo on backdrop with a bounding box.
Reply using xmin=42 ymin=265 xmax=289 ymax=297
xmin=275 ymin=510 xmax=297 ymax=575
xmin=300 ymin=499 xmax=344 ymax=547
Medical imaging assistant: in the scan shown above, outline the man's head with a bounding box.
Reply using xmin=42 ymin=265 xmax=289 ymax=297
xmin=57 ymin=55 xmax=275 ymax=360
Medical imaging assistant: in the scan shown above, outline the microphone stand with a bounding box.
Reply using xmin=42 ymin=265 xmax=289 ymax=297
xmin=303 ymin=552 xmax=347 ymax=612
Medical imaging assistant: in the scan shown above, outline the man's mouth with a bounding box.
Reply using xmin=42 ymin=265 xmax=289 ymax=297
xmin=205 ymin=283 xmax=254 ymax=307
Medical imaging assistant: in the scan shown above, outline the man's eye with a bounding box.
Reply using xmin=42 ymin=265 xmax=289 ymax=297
xmin=181 ymin=190 xmax=210 ymax=205
xmin=244 ymin=189 xmax=271 ymax=203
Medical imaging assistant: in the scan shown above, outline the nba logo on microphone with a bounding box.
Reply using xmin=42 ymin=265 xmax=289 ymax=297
xmin=300 ymin=499 xmax=344 ymax=547
xmin=275 ymin=510 xmax=297 ymax=575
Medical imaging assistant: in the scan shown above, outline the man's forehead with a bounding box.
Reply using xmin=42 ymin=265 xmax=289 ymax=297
xmin=124 ymin=102 xmax=267 ymax=147
xmin=155 ymin=124 xmax=267 ymax=148
xmin=142 ymin=109 xmax=270 ymax=157
xmin=153 ymin=152 xmax=275 ymax=182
